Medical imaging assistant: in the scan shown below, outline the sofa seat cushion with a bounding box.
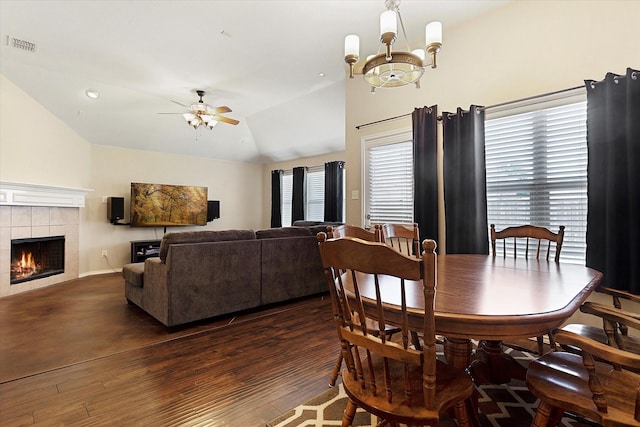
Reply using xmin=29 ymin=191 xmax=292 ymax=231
xmin=159 ymin=229 xmax=256 ymax=261
xmin=122 ymin=262 xmax=145 ymax=287
xmin=256 ymin=227 xmax=312 ymax=239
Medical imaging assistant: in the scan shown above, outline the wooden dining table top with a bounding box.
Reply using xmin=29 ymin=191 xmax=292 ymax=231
xmin=344 ymin=254 xmax=603 ymax=341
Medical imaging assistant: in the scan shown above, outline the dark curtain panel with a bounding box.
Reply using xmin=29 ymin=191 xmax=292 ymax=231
xmin=412 ymin=106 xmax=439 ymax=244
xmin=585 ymin=67 xmax=640 ymax=294
xmin=442 ymin=105 xmax=489 ymax=254
xmin=270 ymin=169 xmax=283 ymax=228
xmin=292 ymin=166 xmax=307 ymax=223
xmin=324 ymin=161 xmax=345 ymax=222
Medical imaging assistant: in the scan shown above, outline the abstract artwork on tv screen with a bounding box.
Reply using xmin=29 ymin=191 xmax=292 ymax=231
xmin=130 ymin=183 xmax=208 ymax=227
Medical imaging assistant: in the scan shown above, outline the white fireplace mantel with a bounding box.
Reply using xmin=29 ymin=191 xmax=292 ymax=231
xmin=0 ymin=181 xmax=93 ymax=208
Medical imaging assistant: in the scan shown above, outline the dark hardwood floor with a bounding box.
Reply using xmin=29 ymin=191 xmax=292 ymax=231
xmin=0 ymin=273 xmax=337 ymax=426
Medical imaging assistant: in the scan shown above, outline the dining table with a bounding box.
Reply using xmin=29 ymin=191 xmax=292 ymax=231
xmin=343 ymin=253 xmax=603 ymax=385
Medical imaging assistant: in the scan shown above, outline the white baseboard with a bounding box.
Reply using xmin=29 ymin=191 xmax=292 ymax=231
xmin=79 ymin=269 xmax=121 ymax=278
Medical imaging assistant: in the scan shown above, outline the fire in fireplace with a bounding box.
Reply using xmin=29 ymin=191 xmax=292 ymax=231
xmin=10 ymin=236 xmax=65 ymax=284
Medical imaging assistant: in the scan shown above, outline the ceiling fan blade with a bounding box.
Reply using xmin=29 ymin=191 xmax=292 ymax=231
xmin=213 ymin=115 xmax=239 ymax=125
xmin=209 ymin=106 xmax=231 ymax=114
xmin=170 ymin=100 xmax=189 ymax=108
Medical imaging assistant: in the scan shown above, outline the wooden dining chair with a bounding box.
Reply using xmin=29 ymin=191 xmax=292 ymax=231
xmin=490 ymin=223 xmax=565 ymax=262
xmin=562 ymin=294 xmax=640 ymax=363
xmin=317 ymin=234 xmax=480 ymax=427
xmin=327 ymin=224 xmax=380 ymax=242
xmin=490 ymin=223 xmax=565 ymax=354
xmin=381 ymin=223 xmax=420 ymax=258
xmin=381 ymin=222 xmax=427 ymax=350
xmin=596 ymin=286 xmax=640 ymax=339
xmin=325 ymin=224 xmax=399 ymax=387
xmin=526 ymin=328 xmax=640 ymax=427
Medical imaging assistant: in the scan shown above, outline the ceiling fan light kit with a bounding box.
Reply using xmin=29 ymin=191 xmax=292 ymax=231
xmin=344 ymin=0 xmax=442 ymax=92
xmin=179 ymin=90 xmax=238 ymax=130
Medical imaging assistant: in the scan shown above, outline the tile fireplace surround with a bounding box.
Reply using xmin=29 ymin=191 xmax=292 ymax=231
xmin=0 ymin=182 xmax=92 ymax=297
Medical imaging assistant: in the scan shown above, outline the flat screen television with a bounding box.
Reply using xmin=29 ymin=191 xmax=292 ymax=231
xmin=130 ymin=183 xmax=208 ymax=227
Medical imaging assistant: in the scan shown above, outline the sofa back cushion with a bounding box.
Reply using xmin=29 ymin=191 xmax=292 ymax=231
xmin=260 ymin=234 xmax=326 ymax=305
xmin=255 ymin=227 xmax=312 ymax=239
xmin=159 ymin=229 xmax=256 ymax=262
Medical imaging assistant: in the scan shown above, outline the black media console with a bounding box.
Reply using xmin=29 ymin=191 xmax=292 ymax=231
xmin=130 ymin=239 xmax=161 ymax=263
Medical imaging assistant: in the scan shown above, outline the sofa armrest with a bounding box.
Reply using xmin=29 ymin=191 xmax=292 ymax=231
xmin=137 ymin=257 xmax=171 ymax=325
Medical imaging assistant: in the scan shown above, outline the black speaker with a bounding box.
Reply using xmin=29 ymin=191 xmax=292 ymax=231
xmin=107 ymin=197 xmax=125 ymax=223
xmin=207 ymin=200 xmax=220 ymax=222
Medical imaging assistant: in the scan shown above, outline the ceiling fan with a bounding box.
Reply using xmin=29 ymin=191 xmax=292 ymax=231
xmin=160 ymin=90 xmax=239 ymax=129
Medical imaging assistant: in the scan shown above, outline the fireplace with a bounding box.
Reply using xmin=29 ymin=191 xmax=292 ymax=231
xmin=1 ymin=182 xmax=91 ymax=297
xmin=11 ymin=236 xmax=65 ymax=284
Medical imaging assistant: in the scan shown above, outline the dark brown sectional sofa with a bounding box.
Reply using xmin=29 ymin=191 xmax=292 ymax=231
xmin=122 ymin=226 xmax=332 ymax=327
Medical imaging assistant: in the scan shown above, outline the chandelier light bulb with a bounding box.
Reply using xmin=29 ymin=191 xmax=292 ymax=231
xmin=380 ymin=10 xmax=397 ymax=38
xmin=344 ymin=34 xmax=359 ymax=57
xmin=426 ymin=21 xmax=442 ymax=45
xmin=425 ymin=21 xmax=442 ymax=68
xmin=344 ymin=34 xmax=360 ymax=78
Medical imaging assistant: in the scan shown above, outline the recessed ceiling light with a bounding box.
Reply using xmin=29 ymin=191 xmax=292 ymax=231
xmin=85 ymin=89 xmax=100 ymax=99
xmin=318 ymin=72 xmax=325 ymax=78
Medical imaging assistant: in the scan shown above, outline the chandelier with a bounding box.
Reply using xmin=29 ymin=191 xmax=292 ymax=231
xmin=344 ymin=0 xmax=442 ymax=92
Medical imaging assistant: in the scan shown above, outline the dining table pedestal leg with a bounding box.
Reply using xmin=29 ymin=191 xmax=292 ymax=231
xmin=469 ymin=340 xmax=528 ymax=385
xmin=443 ymin=337 xmax=483 ymax=426
xmin=443 ymin=337 xmax=475 ymax=370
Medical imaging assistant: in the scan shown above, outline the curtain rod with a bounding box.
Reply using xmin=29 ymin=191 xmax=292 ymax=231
xmin=355 ymin=112 xmax=413 ymax=129
xmin=354 ymin=84 xmax=585 ymax=130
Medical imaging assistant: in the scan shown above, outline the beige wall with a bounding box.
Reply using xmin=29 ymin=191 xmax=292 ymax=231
xmin=342 ymin=0 xmax=640 ymax=325
xmin=1 ymin=75 xmax=264 ymax=275
xmin=0 ymin=75 xmax=92 ymax=188
xmin=344 ymin=0 xmax=640 ymax=232
xmin=86 ymin=145 xmax=263 ymax=274
xmin=2 ymin=0 xmax=639 ymax=291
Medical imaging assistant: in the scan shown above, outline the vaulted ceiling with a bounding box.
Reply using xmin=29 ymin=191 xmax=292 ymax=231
xmin=0 ymin=1 xmax=510 ymax=163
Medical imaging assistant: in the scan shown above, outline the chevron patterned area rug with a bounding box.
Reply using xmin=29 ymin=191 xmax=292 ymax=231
xmin=267 ymin=349 xmax=599 ymax=427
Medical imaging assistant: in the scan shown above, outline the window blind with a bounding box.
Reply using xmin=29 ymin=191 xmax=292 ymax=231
xmin=305 ymin=165 xmax=325 ymax=222
xmin=365 ymin=139 xmax=414 ymax=225
xmin=281 ymin=171 xmax=293 ymax=227
xmin=280 ymin=166 xmax=325 ymax=226
xmin=485 ymin=99 xmax=588 ymax=264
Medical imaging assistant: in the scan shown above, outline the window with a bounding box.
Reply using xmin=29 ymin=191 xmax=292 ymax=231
xmin=281 ymin=171 xmax=293 ymax=227
xmin=280 ymin=166 xmax=327 ymax=226
xmin=305 ymin=166 xmax=325 ymax=222
xmin=485 ymin=90 xmax=588 ymax=264
xmin=363 ymin=130 xmax=414 ymax=227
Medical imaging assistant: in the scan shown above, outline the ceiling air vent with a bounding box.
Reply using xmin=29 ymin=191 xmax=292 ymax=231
xmin=6 ymin=36 xmax=37 ymax=53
